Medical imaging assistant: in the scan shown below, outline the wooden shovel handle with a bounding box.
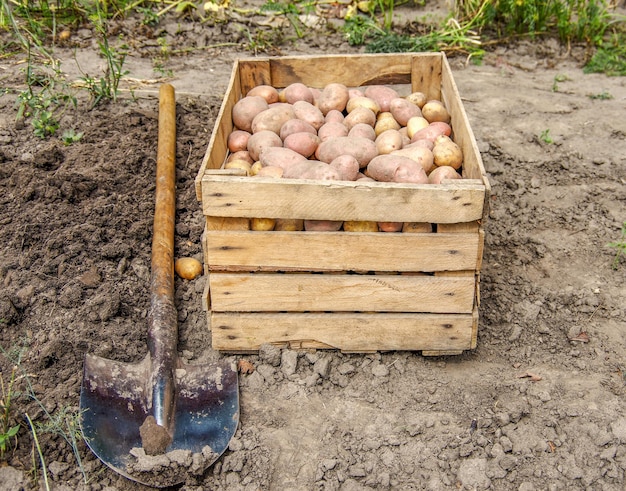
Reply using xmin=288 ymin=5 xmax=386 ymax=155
xmin=148 ymin=83 xmax=178 ymax=428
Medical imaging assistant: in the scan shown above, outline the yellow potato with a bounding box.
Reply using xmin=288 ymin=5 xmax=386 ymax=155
xmin=432 ymin=140 xmax=463 ymax=169
xmin=346 ymin=96 xmax=381 ymax=115
xmin=405 ymin=91 xmax=427 ymax=108
xmin=224 ymin=159 xmax=252 ymax=175
xmin=406 ymin=116 xmax=430 ymax=139
xmin=343 ymin=221 xmax=379 ymax=232
xmin=175 ymin=257 xmax=203 ymax=280
xmin=251 ymin=218 xmax=276 ymax=231
xmin=422 ymin=100 xmax=451 ymax=124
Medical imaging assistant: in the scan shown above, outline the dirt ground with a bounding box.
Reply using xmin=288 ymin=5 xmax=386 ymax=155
xmin=1 ymin=1 xmax=625 ymax=490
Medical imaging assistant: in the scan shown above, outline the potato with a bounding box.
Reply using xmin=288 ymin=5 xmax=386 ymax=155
xmin=224 ymin=159 xmax=252 ymax=175
xmin=325 ymin=109 xmax=345 ymax=124
xmin=344 ymin=106 xmax=376 ymax=130
xmin=304 ymin=220 xmax=343 ymax=231
xmin=348 ymin=87 xmax=365 ymax=99
xmin=375 ymin=113 xmax=401 ymax=136
xmin=410 ymin=122 xmax=452 ymax=143
xmin=283 ymin=132 xmax=321 ymax=158
xmin=318 ymin=121 xmax=349 ymax=142
xmin=329 ymin=154 xmax=360 ymax=181
xmin=378 ymin=222 xmax=403 ymax=233
xmin=402 ymin=222 xmax=432 ymax=233
xmin=348 ymin=123 xmax=376 ymax=141
xmin=366 ymin=154 xmax=429 ymax=184
xmin=364 ymin=85 xmax=400 ymax=112
xmin=434 ymin=134 xmax=452 ymax=146
xmin=389 ymin=97 xmax=422 ymax=127
xmin=227 ymin=150 xmax=254 ymax=164
xmin=251 ymin=104 xmax=296 ymax=134
xmin=250 ymin=161 xmax=263 ymax=176
xmin=410 ymin=138 xmax=435 ymax=151
xmin=259 ymin=146 xmax=307 ymax=170
xmin=390 ymin=144 xmax=435 ymax=174
xmin=227 ymin=129 xmax=252 ymax=152
xmin=343 ymin=221 xmax=378 ymax=232
xmin=317 ymin=83 xmax=350 ymax=115
xmin=247 ymin=130 xmax=282 ymax=161
xmin=422 ymin=100 xmax=451 ymax=124
xmin=251 ymin=218 xmax=276 ymax=231
xmin=428 ymin=165 xmax=461 ymax=184
xmin=255 ymin=165 xmax=284 ymax=178
xmin=274 ymin=218 xmax=304 ymax=231
xmin=291 ymin=100 xmax=325 ymax=131
xmin=283 ymin=82 xmax=314 ymax=104
xmin=175 ymin=257 xmax=202 ymax=280
xmin=405 ymin=91 xmax=427 ymax=108
xmin=432 ymin=140 xmax=463 ymax=169
xmin=299 ymin=161 xmax=342 ymax=180
xmin=280 ymin=119 xmax=317 ymax=140
xmin=406 ymin=116 xmax=429 ymax=139
xmin=346 ymin=96 xmax=380 ymax=115
xmin=232 ymin=96 xmax=269 ymax=132
xmin=316 ymin=136 xmax=378 ymax=168
xmin=247 ymin=85 xmax=279 ymax=104
xmin=375 ymin=129 xmax=403 ymax=155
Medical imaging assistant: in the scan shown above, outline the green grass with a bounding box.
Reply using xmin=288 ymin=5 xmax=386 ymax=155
xmin=608 ymin=222 xmax=626 ymax=270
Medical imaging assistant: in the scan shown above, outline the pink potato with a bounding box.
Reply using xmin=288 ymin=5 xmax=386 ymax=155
xmin=325 ymin=109 xmax=345 ymax=124
xmin=344 ymin=106 xmax=376 ymax=131
xmin=410 ymin=122 xmax=452 ymax=143
xmin=317 ymin=83 xmax=350 ymax=115
xmin=378 ymin=222 xmax=404 ymax=232
xmin=428 ymin=165 xmax=461 ymax=184
xmin=389 ymin=98 xmax=423 ymax=127
xmin=348 ymin=123 xmax=376 ymax=141
xmin=329 ymin=154 xmax=360 ymax=181
xmin=304 ymin=220 xmax=343 ymax=231
xmin=366 ymin=154 xmax=429 ymax=184
xmin=279 ymin=119 xmax=317 ymax=140
xmin=316 ymin=136 xmax=378 ymax=168
xmin=251 ymin=104 xmax=296 ymax=134
xmin=364 ymin=85 xmax=400 ymax=112
xmin=375 ymin=129 xmax=403 ymax=155
xmin=246 ymin=85 xmax=279 ymax=104
xmin=318 ymin=122 xmax=349 ymax=142
xmin=282 ymin=82 xmax=314 ymax=104
xmin=292 ymin=100 xmax=325 ymax=130
xmin=232 ymin=96 xmax=269 ymax=132
xmin=283 ymin=132 xmax=321 ymax=158
xmin=247 ymin=130 xmax=283 ymax=161
xmin=298 ymin=161 xmax=342 ymax=180
xmin=227 ymin=130 xmax=251 ymax=153
xmin=259 ymin=147 xmax=307 ymax=172
xmin=256 ymin=165 xmax=284 ymax=178
xmin=390 ymin=144 xmax=435 ymax=174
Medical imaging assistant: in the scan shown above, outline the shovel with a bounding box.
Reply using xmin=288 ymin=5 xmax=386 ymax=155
xmin=80 ymin=84 xmax=239 ymax=488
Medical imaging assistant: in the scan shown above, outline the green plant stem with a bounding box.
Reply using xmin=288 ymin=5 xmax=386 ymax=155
xmin=26 ymin=414 xmax=50 ymax=491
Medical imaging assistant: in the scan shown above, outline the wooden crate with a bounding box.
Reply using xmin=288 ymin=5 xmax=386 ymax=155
xmin=195 ymin=53 xmax=490 ymax=355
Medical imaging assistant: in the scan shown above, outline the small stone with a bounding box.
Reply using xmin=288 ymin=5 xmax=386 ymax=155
xmin=168 ymin=449 xmax=192 ymax=466
xmin=337 ymin=362 xmax=355 ymax=375
xmin=610 ymin=418 xmax=626 ymax=441
xmin=519 ymin=482 xmax=535 ymax=491
xmin=457 ymin=458 xmax=491 ymax=490
xmin=371 ymin=362 xmax=389 ymax=377
xmin=258 ymin=343 xmax=282 ymax=367
xmin=314 ymin=357 xmax=331 ymax=378
xmin=500 ymin=436 xmax=513 ymax=453
xmin=281 ymin=350 xmax=298 ymax=376
xmin=322 ymin=459 xmax=337 ymax=471
xmin=78 ymin=266 xmax=101 ymax=288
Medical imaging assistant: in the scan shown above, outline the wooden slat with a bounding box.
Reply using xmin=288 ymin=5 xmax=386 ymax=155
xmin=264 ymin=53 xmax=425 ymax=88
xmin=238 ymin=59 xmax=271 ymax=96
xmin=201 ymin=176 xmax=486 ymax=223
xmin=211 ymin=312 xmax=474 ymax=352
xmin=209 ymin=273 xmax=475 ymax=313
xmin=411 ymin=53 xmax=441 ymax=101
xmin=206 ymin=216 xmax=250 ymax=231
xmin=205 ymin=231 xmax=480 ymax=272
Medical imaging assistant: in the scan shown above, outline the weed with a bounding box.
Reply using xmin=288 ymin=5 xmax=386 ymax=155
xmin=587 ymin=90 xmax=613 ymax=100
xmin=26 ymin=414 xmax=50 ymax=491
xmin=608 ymin=222 xmax=626 ymax=270
xmin=61 ymin=129 xmax=84 ymax=145
xmin=0 ymin=367 xmax=21 ymax=459
xmin=552 ymin=73 xmax=569 ymax=92
xmin=539 ymin=129 xmax=553 ymax=144
xmin=584 ymin=32 xmax=626 ymax=76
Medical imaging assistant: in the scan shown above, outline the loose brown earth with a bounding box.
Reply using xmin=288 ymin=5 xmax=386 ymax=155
xmin=1 ymin=2 xmax=625 ymax=490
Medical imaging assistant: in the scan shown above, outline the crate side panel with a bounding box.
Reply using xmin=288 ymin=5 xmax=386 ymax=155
xmin=205 ymin=231 xmax=480 ymax=272
xmin=195 ymin=61 xmax=241 ymax=200
xmin=264 ymin=53 xmax=428 ymax=88
xmin=201 ymin=176 xmax=485 ymax=223
xmin=209 ymin=273 xmax=475 ymax=313
xmin=410 ymin=54 xmax=442 ymax=100
xmin=211 ymin=312 xmax=474 ymax=352
xmin=238 ymin=59 xmax=272 ymax=96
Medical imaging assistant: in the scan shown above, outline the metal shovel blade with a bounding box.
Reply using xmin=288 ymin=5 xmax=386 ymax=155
xmin=80 ymin=355 xmax=238 ymax=486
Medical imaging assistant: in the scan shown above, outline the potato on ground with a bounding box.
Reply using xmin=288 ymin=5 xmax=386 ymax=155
xmin=247 ymin=85 xmax=279 ymax=104
xmin=251 ymin=104 xmax=295 ymax=134
xmin=232 ymin=96 xmax=269 ymax=132
xmin=283 ymin=132 xmax=321 ymax=158
xmin=366 ymin=154 xmax=429 ymax=184
xmin=316 ymin=136 xmax=377 ymax=168
xmin=317 ymin=83 xmax=350 ymax=115
xmin=364 ymin=85 xmax=400 ymax=112
xmin=247 ymin=130 xmax=282 ymax=161
xmin=292 ymin=100 xmax=325 ymax=130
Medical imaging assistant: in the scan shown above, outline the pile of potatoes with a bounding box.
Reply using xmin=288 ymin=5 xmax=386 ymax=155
xmin=225 ymin=82 xmax=464 ymax=231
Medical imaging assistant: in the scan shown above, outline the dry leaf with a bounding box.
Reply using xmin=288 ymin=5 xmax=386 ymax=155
xmin=517 ymin=371 xmax=542 ymax=382
xmin=569 ymin=331 xmax=590 ymax=343
xmin=237 ymin=359 xmax=255 ymax=374
xmin=547 ymin=441 xmax=556 ymax=453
